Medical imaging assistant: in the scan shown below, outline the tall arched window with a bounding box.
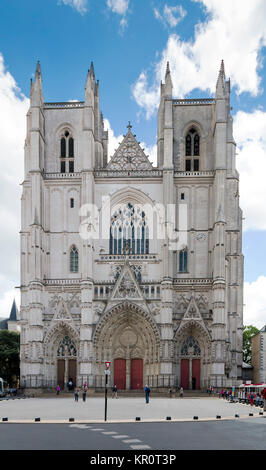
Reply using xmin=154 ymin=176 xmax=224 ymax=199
xmin=60 ymin=130 xmax=75 ymax=173
xmin=109 ymin=202 xmax=149 ymax=255
xmin=179 ymin=248 xmax=188 ymax=272
xmin=185 ymin=127 xmax=200 ymax=171
xmin=70 ymin=245 xmax=79 ymax=273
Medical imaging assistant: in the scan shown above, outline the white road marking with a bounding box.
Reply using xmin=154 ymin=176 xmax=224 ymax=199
xmin=112 ymin=435 xmax=130 ymax=439
xmin=123 ymin=439 xmax=142 ymax=444
xmin=69 ymin=424 xmax=91 ymax=429
xmin=130 ymin=445 xmax=151 ymax=449
xmin=102 ymin=431 xmax=118 ymax=435
xmin=90 ymin=428 xmax=105 ymax=431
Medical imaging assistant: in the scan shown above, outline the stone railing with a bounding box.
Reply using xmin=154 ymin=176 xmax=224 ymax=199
xmin=98 ymin=254 xmax=157 ymax=262
xmin=43 ymin=172 xmax=81 ymax=179
xmin=44 ymin=278 xmax=81 ymax=286
xmin=173 ymin=278 xmax=213 ymax=285
xmin=44 ymin=101 xmax=84 ymax=109
xmin=173 ymin=98 xmax=215 ymax=106
xmin=93 ymin=283 xmax=161 ymax=300
xmin=95 ymin=169 xmax=162 ymax=178
xmin=174 ymin=170 xmax=214 ymax=177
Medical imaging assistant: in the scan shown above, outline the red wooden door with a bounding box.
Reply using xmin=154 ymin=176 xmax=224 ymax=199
xmin=192 ymin=359 xmax=200 ymax=390
xmin=131 ymin=359 xmax=143 ymax=390
xmin=57 ymin=359 xmax=65 ymax=390
xmin=180 ymin=359 xmax=189 ymax=389
xmin=114 ymin=359 xmax=126 ymax=390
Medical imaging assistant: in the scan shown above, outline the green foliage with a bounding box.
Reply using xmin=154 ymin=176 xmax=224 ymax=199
xmin=0 ymin=330 xmax=20 ymax=386
xmin=243 ymin=325 xmax=259 ymax=365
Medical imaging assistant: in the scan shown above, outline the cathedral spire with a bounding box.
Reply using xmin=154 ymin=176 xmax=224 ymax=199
xmin=164 ymin=61 xmax=173 ymax=97
xmin=30 ymin=60 xmax=43 ymax=106
xmin=215 ymin=59 xmax=226 ymax=98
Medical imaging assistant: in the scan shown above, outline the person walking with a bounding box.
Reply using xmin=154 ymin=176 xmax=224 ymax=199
xmin=112 ymin=385 xmax=118 ymax=399
xmin=180 ymin=387 xmax=184 ymax=398
xmin=56 ymin=384 xmax=60 ymax=396
xmin=74 ymin=388 xmax=79 ymax=402
xmin=144 ymin=384 xmax=150 ymax=403
xmin=82 ymin=388 xmax=86 ymax=402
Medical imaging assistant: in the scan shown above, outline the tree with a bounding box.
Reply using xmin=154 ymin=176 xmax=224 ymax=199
xmin=0 ymin=330 xmax=20 ymax=386
xmin=243 ymin=325 xmax=259 ymax=365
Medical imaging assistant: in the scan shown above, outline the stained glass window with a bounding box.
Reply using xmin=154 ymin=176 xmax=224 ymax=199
xmin=181 ymin=336 xmax=201 ymax=356
xmin=109 ymin=203 xmax=149 ymax=255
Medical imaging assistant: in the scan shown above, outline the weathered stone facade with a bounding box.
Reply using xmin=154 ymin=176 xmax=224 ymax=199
xmin=20 ymin=60 xmax=243 ymax=390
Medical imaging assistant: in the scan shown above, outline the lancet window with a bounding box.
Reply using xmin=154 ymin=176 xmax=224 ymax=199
xmin=185 ymin=128 xmax=200 ymax=171
xmin=70 ymin=245 xmax=79 ymax=273
xmin=60 ymin=130 xmax=75 ymax=173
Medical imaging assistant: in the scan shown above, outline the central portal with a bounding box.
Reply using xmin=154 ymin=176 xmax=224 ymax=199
xmin=114 ymin=358 xmax=143 ymax=390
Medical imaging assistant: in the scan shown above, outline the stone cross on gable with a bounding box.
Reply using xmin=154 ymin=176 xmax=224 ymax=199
xmin=127 ymin=121 xmax=132 ymax=131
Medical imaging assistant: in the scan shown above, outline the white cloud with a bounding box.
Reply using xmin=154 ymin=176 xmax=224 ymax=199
xmin=154 ymin=4 xmax=186 ymax=29
xmin=106 ymin=0 xmax=129 ymax=32
xmin=244 ymin=276 xmax=266 ymax=329
xmin=59 ymin=0 xmax=88 ymax=14
xmin=234 ymin=109 xmax=266 ymax=231
xmin=0 ymin=54 xmax=29 ymax=318
xmin=103 ymin=118 xmax=124 ymax=160
xmin=106 ymin=0 xmax=129 ymax=16
xmin=133 ymin=0 xmax=266 ymax=118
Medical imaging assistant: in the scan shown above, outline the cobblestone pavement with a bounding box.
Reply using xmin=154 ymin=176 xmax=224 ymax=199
xmin=0 ymin=396 xmax=263 ymax=422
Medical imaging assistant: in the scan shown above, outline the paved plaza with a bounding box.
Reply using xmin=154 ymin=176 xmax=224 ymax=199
xmin=0 ymin=396 xmax=263 ymax=422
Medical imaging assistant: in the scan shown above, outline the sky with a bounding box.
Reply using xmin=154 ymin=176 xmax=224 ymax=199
xmin=0 ymin=0 xmax=266 ymax=328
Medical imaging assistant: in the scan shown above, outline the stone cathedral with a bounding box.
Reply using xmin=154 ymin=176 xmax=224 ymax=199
xmin=20 ymin=60 xmax=244 ymax=391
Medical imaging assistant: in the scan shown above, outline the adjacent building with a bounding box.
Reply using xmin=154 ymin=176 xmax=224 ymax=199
xmin=252 ymin=326 xmax=266 ymax=384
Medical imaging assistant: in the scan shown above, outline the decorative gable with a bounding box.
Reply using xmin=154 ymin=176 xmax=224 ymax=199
xmin=107 ymin=123 xmax=153 ymax=171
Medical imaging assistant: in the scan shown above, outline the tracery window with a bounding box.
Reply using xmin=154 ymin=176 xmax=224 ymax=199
xmin=109 ymin=203 xmax=149 ymax=255
xmin=60 ymin=130 xmax=75 ymax=173
xmin=181 ymin=336 xmax=201 ymax=356
xmin=57 ymin=336 xmax=77 ymax=357
xmin=70 ymin=245 xmax=79 ymax=273
xmin=185 ymin=128 xmax=200 ymax=171
xmin=179 ymin=248 xmax=188 ymax=272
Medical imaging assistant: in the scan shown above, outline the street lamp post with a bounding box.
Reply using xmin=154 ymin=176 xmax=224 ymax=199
xmin=104 ymin=361 xmax=111 ymax=422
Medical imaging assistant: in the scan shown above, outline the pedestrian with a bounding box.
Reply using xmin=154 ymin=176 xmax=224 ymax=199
xmin=112 ymin=385 xmax=118 ymax=399
xmin=74 ymin=388 xmax=79 ymax=402
xmin=180 ymin=387 xmax=184 ymax=398
xmin=168 ymin=388 xmax=172 ymax=398
xmin=82 ymin=388 xmax=86 ymax=402
xmin=83 ymin=381 xmax=87 ymax=391
xmin=144 ymin=384 xmax=150 ymax=403
xmin=56 ymin=384 xmax=60 ymax=396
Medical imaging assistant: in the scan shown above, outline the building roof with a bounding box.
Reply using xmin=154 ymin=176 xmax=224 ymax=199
xmin=9 ymin=299 xmax=18 ymax=322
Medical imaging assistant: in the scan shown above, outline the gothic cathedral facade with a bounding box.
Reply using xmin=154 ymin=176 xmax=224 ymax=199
xmin=20 ymin=60 xmax=244 ymax=391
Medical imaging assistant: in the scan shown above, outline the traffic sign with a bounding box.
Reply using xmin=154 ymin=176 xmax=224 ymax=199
xmin=105 ymin=361 xmax=111 ymax=370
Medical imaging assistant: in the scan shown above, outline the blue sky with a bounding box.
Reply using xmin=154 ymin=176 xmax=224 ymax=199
xmin=0 ymin=0 xmax=266 ymax=327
